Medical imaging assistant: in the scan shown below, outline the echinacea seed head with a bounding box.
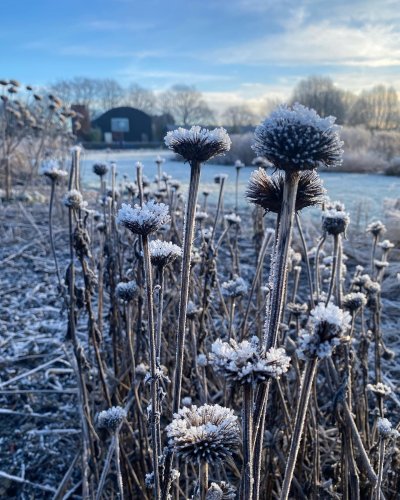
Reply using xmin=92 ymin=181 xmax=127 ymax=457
xmin=166 ymin=404 xmax=240 ymax=464
xmin=97 ymin=406 xmax=126 ymax=432
xmin=367 ymin=220 xmax=386 ymax=238
xmin=377 ymin=418 xmax=399 ymax=440
xmin=148 ymin=240 xmax=181 ymax=268
xmin=117 ymin=201 xmax=170 ymax=236
xmin=116 ymin=280 xmax=137 ymax=302
xmin=63 ymin=189 xmax=84 ymax=209
xmin=322 ymin=208 xmax=350 ymax=236
xmin=221 ymin=276 xmax=248 ymax=298
xmin=210 ymin=337 xmax=291 ymax=385
xmin=342 ymin=292 xmax=367 ymax=312
xmin=286 ymin=302 xmax=308 ymax=317
xmin=246 ymin=169 xmax=326 ymax=214
xmin=164 ymin=126 xmax=231 ymax=164
xmin=39 ymin=159 xmax=68 ymax=183
xmin=92 ymin=163 xmax=108 ymax=177
xmin=253 ymin=103 xmax=343 ymax=172
xmin=224 ymin=213 xmax=241 ymax=226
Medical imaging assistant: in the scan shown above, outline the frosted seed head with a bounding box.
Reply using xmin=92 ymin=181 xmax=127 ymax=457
xmin=92 ymin=163 xmax=108 ymax=177
xmin=165 ymin=126 xmax=231 ymax=163
xmin=210 ymin=337 xmax=291 ymax=385
xmin=39 ymin=159 xmax=68 ymax=183
xmin=224 ymin=213 xmax=241 ymax=226
xmin=97 ymin=406 xmax=126 ymax=431
xmin=246 ymin=168 xmax=326 ymax=214
xmin=322 ymin=208 xmax=350 ymax=236
xmin=148 ymin=240 xmax=181 ymax=268
xmin=63 ymin=189 xmax=84 ymax=209
xmin=221 ymin=276 xmax=248 ymax=298
xmin=253 ymin=103 xmax=343 ymax=172
xmin=367 ymin=382 xmax=392 ymax=397
xmin=116 ymin=280 xmax=137 ymax=302
xmin=342 ymin=292 xmax=367 ymax=312
xmin=117 ymin=201 xmax=171 ymax=235
xmin=377 ymin=418 xmax=399 ymax=439
xmin=166 ymin=404 xmax=240 ymax=464
xmin=367 ymin=220 xmax=386 ymax=238
xmin=378 ymin=239 xmax=394 ymax=250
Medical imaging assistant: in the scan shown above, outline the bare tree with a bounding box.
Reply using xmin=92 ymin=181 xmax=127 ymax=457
xmin=97 ymin=79 xmax=123 ymax=111
xmin=158 ymin=85 xmax=214 ymax=126
xmin=124 ymin=83 xmax=156 ymax=115
xmin=50 ymin=77 xmax=100 ymax=112
xmin=222 ymin=105 xmax=257 ymax=132
xmin=291 ymin=76 xmax=347 ymax=123
xmin=347 ymin=85 xmax=400 ymax=131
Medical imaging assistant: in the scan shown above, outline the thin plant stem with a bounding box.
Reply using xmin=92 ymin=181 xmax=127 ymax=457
xmin=295 ymin=213 xmax=315 ymax=309
xmin=280 ymin=358 xmax=318 ymax=500
xmin=243 ymin=383 xmax=254 ymax=500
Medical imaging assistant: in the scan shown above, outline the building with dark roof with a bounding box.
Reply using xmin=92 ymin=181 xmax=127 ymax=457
xmin=92 ymin=106 xmax=153 ymax=143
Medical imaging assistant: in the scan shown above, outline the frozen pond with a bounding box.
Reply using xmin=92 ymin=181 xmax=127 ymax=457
xmin=81 ymin=149 xmax=400 ymax=221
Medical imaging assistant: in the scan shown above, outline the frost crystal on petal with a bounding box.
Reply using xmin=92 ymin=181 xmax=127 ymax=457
xmin=166 ymin=404 xmax=240 ymax=464
xmin=164 ymin=126 xmax=231 ymax=163
xmin=253 ymin=103 xmax=343 ymax=172
xmin=117 ymin=201 xmax=171 ymax=235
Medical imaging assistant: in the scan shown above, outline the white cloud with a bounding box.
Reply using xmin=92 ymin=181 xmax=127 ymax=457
xmin=214 ymin=22 xmax=400 ymax=68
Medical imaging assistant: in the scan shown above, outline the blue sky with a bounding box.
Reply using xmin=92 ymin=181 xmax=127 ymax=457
xmin=2 ymin=0 xmax=400 ymax=112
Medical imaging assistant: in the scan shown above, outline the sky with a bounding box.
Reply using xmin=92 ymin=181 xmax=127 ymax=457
xmin=2 ymin=0 xmax=400 ymax=113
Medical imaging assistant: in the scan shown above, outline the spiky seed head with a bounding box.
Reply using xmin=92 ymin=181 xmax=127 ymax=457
xmin=93 ymin=163 xmax=108 ymax=177
xmin=378 ymin=239 xmax=394 ymax=251
xmin=377 ymin=418 xmax=399 ymax=439
xmin=39 ymin=159 xmax=68 ymax=183
xmin=221 ymin=276 xmax=248 ymax=298
xmin=210 ymin=337 xmax=291 ymax=385
xmin=97 ymin=406 xmax=126 ymax=432
xmin=148 ymin=240 xmax=181 ymax=268
xmin=63 ymin=189 xmax=84 ymax=209
xmin=252 ymin=156 xmax=271 ymax=168
xmin=166 ymin=404 xmax=240 ymax=464
xmin=116 ymin=281 xmax=137 ymax=302
xmin=117 ymin=201 xmax=170 ymax=235
xmin=342 ymin=292 xmax=367 ymax=312
xmin=322 ymin=208 xmax=350 ymax=236
xmin=253 ymin=103 xmax=343 ymax=172
xmin=374 ymin=259 xmax=389 ymax=271
xmin=195 ymin=211 xmax=209 ymax=222
xmin=367 ymin=220 xmax=386 ymax=238
xmin=246 ymin=169 xmax=326 ymax=214
xmin=224 ymin=213 xmax=241 ymax=226
xmin=367 ymin=382 xmax=392 ymax=397
xmin=165 ymin=126 xmax=231 ymax=164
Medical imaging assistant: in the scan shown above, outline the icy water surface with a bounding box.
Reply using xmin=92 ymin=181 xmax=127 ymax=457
xmin=81 ymin=149 xmax=400 ymax=221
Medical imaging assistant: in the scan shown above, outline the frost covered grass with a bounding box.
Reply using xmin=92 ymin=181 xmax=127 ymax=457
xmin=0 ymin=106 xmax=400 ymax=499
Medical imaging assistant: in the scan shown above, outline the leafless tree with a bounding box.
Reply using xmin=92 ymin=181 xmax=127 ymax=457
xmin=158 ymin=85 xmax=214 ymax=126
xmin=97 ymin=79 xmax=123 ymax=111
xmin=123 ymin=83 xmax=156 ymax=115
xmin=222 ymin=105 xmax=257 ymax=132
xmin=291 ymin=75 xmax=347 ymax=123
xmin=347 ymin=85 xmax=400 ymax=131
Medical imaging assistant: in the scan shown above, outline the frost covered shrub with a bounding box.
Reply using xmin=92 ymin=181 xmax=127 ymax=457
xmin=341 ymin=150 xmax=388 ymax=173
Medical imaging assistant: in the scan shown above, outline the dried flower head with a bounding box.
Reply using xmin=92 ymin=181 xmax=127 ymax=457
xmin=235 ymin=160 xmax=245 ymax=168
xmin=297 ymin=302 xmax=351 ymax=360
xmin=367 ymin=220 xmax=386 ymax=238
xmin=39 ymin=159 xmax=68 ymax=183
xmin=155 ymin=155 xmax=165 ymax=164
xmin=221 ymin=276 xmax=248 ymax=298
xmin=367 ymin=382 xmax=392 ymax=397
xmin=166 ymin=404 xmax=240 ymax=464
xmin=246 ymin=169 xmax=326 ymax=213
xmin=148 ymin=240 xmax=181 ymax=267
xmin=378 ymin=239 xmax=394 ymax=251
xmin=252 ymin=156 xmax=271 ymax=168
xmin=165 ymin=126 xmax=231 ymax=163
xmin=286 ymin=302 xmax=308 ymax=317
xmin=186 ymin=301 xmax=203 ymax=320
xmin=195 ymin=210 xmax=209 ymax=222
xmin=374 ymin=259 xmax=389 ymax=270
xmin=210 ymin=337 xmax=291 ymax=385
xmin=93 ymin=163 xmax=108 ymax=177
xmin=206 ymin=482 xmax=237 ymax=499
xmin=322 ymin=208 xmax=350 ymax=236
xmin=117 ymin=201 xmax=170 ymax=235
xmin=97 ymin=406 xmax=126 ymax=432
xmin=253 ymin=103 xmax=343 ymax=172
xmin=224 ymin=213 xmax=241 ymax=226
xmin=342 ymin=292 xmax=367 ymax=312
xmin=63 ymin=189 xmax=84 ymax=209
xmin=377 ymin=418 xmax=399 ymax=440
xmin=116 ymin=280 xmax=137 ymax=302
